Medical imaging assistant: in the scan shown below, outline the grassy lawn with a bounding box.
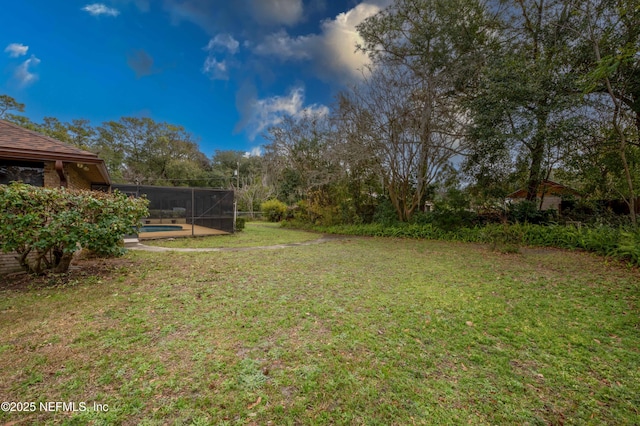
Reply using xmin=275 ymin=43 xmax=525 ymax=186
xmin=144 ymin=222 xmax=321 ymax=249
xmin=0 ymin=229 xmax=639 ymax=424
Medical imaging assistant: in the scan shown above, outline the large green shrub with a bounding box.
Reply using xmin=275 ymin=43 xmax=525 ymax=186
xmin=372 ymin=197 xmax=401 ymax=225
xmin=260 ymin=199 xmax=288 ymax=222
xmin=613 ymin=230 xmax=640 ymax=265
xmin=507 ymin=200 xmax=557 ymax=224
xmin=0 ymin=182 xmax=149 ymax=275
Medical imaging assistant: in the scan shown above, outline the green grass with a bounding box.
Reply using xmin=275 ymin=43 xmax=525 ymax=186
xmin=287 ymin=222 xmax=640 ymax=266
xmin=145 ymin=221 xmax=321 ymax=248
xmin=0 ymin=228 xmax=639 ymax=424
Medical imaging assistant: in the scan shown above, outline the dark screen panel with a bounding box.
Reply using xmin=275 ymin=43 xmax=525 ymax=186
xmin=0 ymin=160 xmax=45 ymax=187
xmin=112 ymin=184 xmax=235 ymax=233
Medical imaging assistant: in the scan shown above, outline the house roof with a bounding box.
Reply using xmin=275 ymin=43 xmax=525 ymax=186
xmin=507 ymin=179 xmax=581 ymax=199
xmin=0 ymin=119 xmax=110 ymax=185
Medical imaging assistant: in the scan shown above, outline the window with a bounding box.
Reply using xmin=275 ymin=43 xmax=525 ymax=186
xmin=0 ymin=160 xmax=45 ymax=186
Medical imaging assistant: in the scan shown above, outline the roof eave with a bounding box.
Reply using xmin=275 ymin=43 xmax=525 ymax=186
xmin=94 ymin=162 xmax=111 ymax=185
xmin=0 ymin=148 xmax=102 ymax=164
xmin=0 ymin=152 xmax=111 ymax=186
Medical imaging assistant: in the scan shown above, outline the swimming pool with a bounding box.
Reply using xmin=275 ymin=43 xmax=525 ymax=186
xmin=139 ymin=225 xmax=184 ymax=233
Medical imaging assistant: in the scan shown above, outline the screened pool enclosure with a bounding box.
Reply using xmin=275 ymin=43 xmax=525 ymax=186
xmin=104 ymin=184 xmax=235 ymax=235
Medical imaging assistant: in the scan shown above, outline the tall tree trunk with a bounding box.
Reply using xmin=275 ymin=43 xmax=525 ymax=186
xmin=526 ymin=122 xmax=547 ymax=203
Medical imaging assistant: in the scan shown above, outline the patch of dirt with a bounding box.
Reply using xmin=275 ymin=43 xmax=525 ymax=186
xmin=520 ymin=246 xmax=569 ymax=255
xmin=0 ymin=257 xmax=138 ymax=293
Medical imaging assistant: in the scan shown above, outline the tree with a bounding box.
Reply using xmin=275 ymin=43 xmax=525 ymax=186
xmin=1 ymin=95 xmax=40 ymax=133
xmin=97 ymin=117 xmax=156 ymax=183
xmin=39 ymin=117 xmax=74 ymax=145
xmin=96 ymin=117 xmax=211 ymax=185
xmin=94 ymin=124 xmax=127 ymax=183
xmin=329 ymin=112 xmax=383 ymax=223
xmin=211 ymin=150 xmax=256 ymax=188
xmin=0 ymin=94 xmax=25 ymax=119
xmin=3 ymin=114 xmax=41 ymax=132
xmin=577 ymin=0 xmax=640 ymax=225
xmin=347 ymin=0 xmax=484 ymax=221
xmin=263 ymin=111 xmax=338 ymax=204
xmin=0 ymin=97 xmax=98 ymax=150
xmin=463 ymin=0 xmax=587 ymax=206
xmin=337 ymin=64 xmax=460 ymax=221
xmin=210 ymin=150 xmax=273 ymax=216
xmin=236 ymin=175 xmax=275 ymax=218
xmin=144 ymin=122 xmax=211 ymax=186
xmin=357 ymin=0 xmax=491 ymax=92
xmin=65 ymin=119 xmax=97 ymax=150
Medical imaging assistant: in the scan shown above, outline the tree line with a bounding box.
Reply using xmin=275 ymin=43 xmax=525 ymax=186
xmin=2 ymin=0 xmax=638 ymax=227
xmin=263 ymin=0 xmax=639 ymax=226
xmin=0 ymin=94 xmax=272 ymax=215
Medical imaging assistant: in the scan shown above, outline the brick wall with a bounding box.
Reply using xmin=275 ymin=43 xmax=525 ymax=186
xmin=43 ymin=162 xmax=91 ymax=190
xmin=0 ymin=252 xmax=22 ymax=275
xmin=0 ymin=251 xmax=44 ymax=275
xmin=66 ymin=164 xmax=91 ymax=190
xmin=0 ymin=251 xmax=79 ymax=276
xmin=43 ymin=162 xmax=58 ymax=188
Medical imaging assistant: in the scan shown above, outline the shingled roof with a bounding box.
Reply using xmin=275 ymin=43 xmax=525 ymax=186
xmin=0 ymin=119 xmax=110 ymax=185
xmin=507 ymin=179 xmax=581 ymax=199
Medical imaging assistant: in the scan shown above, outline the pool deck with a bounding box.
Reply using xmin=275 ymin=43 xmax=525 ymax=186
xmin=138 ymin=224 xmax=229 ymax=240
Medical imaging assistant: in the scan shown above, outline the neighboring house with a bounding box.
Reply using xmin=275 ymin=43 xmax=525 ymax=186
xmin=0 ymin=119 xmax=111 ymax=275
xmin=506 ymin=179 xmax=581 ymax=211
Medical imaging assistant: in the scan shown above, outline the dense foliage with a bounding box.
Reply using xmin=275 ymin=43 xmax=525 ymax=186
xmin=0 ymin=96 xmax=278 ymax=215
xmin=1 ymin=0 xmax=638 ymax=237
xmin=0 ymin=183 xmax=149 ymax=274
xmin=260 ymin=199 xmax=288 ymax=222
xmin=286 ymin=221 xmax=639 ymax=266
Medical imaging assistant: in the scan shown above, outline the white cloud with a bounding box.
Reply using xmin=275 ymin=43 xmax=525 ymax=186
xmin=319 ymin=2 xmax=383 ymax=77
xmin=251 ymin=30 xmax=315 ymax=60
xmin=238 ymin=86 xmax=329 ymax=140
xmin=162 ymin=0 xmax=302 ymax=35
xmin=203 ymin=34 xmax=240 ymax=80
xmin=244 ymin=147 xmax=263 ymax=157
xmin=250 ymin=0 xmax=303 ymax=26
xmin=15 ymin=55 xmax=41 ymax=87
xmin=4 ymin=43 xmax=29 ymax=58
xmin=202 ymin=57 xmax=228 ymax=80
xmin=205 ymin=34 xmax=240 ymax=54
xmin=251 ymin=2 xmax=387 ymax=82
xmin=82 ymin=3 xmax=120 ymax=17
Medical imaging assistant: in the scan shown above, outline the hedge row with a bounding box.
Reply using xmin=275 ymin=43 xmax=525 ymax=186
xmin=287 ymin=221 xmax=640 ymax=266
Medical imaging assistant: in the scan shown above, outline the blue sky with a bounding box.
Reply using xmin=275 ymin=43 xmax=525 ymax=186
xmin=1 ymin=0 xmax=391 ymax=157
